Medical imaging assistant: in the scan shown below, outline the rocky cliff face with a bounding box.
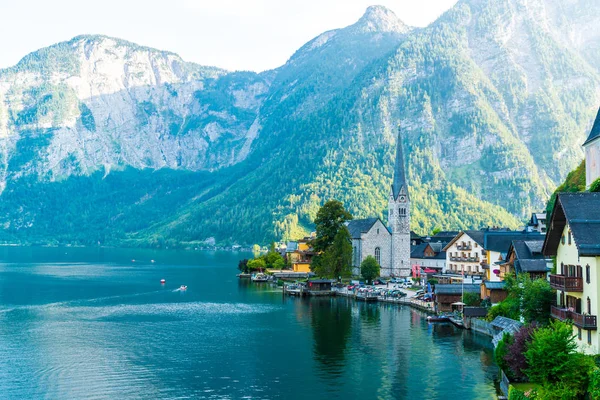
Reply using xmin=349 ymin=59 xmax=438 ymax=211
xmin=0 ymin=1 xmax=599 ymax=246
xmin=0 ymin=35 xmax=268 ymax=188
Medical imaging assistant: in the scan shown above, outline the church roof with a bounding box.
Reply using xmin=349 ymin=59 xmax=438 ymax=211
xmin=391 ymin=132 xmax=408 ymax=200
xmin=346 ymin=218 xmax=383 ymax=239
xmin=583 ymin=107 xmax=600 ymax=147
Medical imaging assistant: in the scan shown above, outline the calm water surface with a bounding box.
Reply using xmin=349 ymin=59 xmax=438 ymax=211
xmin=0 ymin=247 xmax=498 ymax=399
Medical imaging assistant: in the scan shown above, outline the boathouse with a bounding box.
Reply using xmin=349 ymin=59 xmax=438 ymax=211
xmin=435 ymin=284 xmax=481 ymax=312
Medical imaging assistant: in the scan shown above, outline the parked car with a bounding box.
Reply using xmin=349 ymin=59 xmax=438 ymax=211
xmin=415 ymin=290 xmax=425 ymax=296
xmin=373 ymin=279 xmax=385 ymax=285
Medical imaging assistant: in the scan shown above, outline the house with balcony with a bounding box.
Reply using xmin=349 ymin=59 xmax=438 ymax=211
xmin=543 ymin=192 xmax=600 ymax=354
xmin=443 ymin=231 xmax=486 ymax=277
xmin=444 ymin=229 xmax=545 ymax=282
xmin=499 ymin=239 xmax=551 ymax=280
xmin=286 ymin=238 xmax=314 ymax=273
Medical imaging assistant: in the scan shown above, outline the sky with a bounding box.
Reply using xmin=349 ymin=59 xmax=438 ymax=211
xmin=0 ymin=0 xmax=458 ymax=72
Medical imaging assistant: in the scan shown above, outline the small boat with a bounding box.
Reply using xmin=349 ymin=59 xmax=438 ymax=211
xmin=179 ymin=285 xmax=187 ymax=291
xmin=160 ymin=279 xmax=166 ymax=284
xmin=251 ymin=273 xmax=269 ymax=282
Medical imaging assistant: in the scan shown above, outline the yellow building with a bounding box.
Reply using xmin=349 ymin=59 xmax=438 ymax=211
xmin=544 ymin=193 xmax=600 ymax=354
xmin=286 ymin=239 xmax=314 ymax=273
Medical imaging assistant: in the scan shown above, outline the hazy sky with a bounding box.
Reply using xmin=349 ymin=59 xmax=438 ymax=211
xmin=1 ymin=0 xmax=458 ymax=72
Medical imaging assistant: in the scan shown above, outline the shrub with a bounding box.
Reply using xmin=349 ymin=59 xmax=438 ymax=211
xmin=505 ymin=324 xmax=537 ymax=381
xmin=591 ymin=178 xmax=600 ymax=193
xmin=588 ymin=368 xmax=600 ymax=400
xmin=495 ymin=332 xmax=514 ymax=378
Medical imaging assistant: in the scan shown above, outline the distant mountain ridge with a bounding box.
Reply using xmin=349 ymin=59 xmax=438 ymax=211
xmin=0 ymin=0 xmax=599 ymax=247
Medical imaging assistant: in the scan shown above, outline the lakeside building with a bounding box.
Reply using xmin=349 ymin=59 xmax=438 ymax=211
xmin=286 ymin=238 xmax=314 ymax=273
xmin=499 ymin=240 xmax=551 ymax=280
xmin=410 ymin=242 xmax=446 ymax=274
xmin=435 ymin=284 xmax=481 ymax=312
xmin=348 ymin=133 xmax=411 ymax=277
xmin=526 ymin=213 xmax=547 ymax=233
xmin=584 ymin=107 xmax=600 ymax=189
xmin=543 ymin=192 xmax=600 ymax=354
xmin=443 ymin=229 xmax=545 ymax=282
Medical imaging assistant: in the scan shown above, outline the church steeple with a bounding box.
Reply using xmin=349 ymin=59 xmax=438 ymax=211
xmin=388 ymin=128 xmax=410 ymax=277
xmin=391 ymin=131 xmax=408 ymax=201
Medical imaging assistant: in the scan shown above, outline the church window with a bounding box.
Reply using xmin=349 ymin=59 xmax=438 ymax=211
xmin=375 ymin=247 xmax=381 ymax=265
xmin=377 ymin=228 xmax=379 ymax=234
xmin=561 ymin=235 xmax=565 ymax=245
xmin=399 ymin=208 xmax=406 ymax=216
xmin=568 ymin=231 xmax=572 ymax=245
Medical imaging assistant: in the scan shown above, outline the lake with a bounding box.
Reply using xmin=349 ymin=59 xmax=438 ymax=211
xmin=0 ymin=247 xmax=499 ymax=399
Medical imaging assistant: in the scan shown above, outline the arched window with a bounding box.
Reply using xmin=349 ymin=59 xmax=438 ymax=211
xmin=375 ymin=247 xmax=381 ymax=265
xmin=588 ymin=297 xmax=592 ymax=315
xmin=568 ymin=231 xmax=572 ymax=245
xmin=399 ymin=208 xmax=406 ymax=216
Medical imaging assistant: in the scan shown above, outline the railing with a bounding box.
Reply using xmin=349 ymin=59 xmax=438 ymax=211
xmin=549 ymin=274 xmax=583 ymax=292
xmin=551 ymin=306 xmax=597 ymax=329
xmin=457 ymin=245 xmax=472 ymax=251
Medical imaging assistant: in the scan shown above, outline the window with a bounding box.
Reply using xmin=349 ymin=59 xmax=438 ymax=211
xmin=353 ymin=247 xmax=358 ymax=266
xmin=587 ymin=264 xmax=591 ymax=284
xmin=588 ymin=297 xmax=592 ymax=315
xmin=561 ymin=235 xmax=565 ymax=245
xmin=375 ymin=247 xmax=381 ymax=265
xmin=568 ymin=231 xmax=572 ymax=245
xmin=578 ymin=328 xmax=582 ymax=340
xmin=399 ymin=208 xmax=406 ymax=216
xmin=377 ymin=228 xmax=379 ymax=234
xmin=475 ymin=243 xmax=478 ymax=248
xmin=588 ymin=330 xmax=592 ymax=345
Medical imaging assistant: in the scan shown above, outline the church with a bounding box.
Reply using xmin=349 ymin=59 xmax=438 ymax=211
xmin=347 ymin=133 xmax=411 ymax=278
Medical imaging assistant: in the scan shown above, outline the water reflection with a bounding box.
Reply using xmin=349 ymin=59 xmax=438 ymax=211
xmin=309 ymin=297 xmax=353 ymax=376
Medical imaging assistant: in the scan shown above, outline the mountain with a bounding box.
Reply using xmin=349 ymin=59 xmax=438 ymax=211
xmin=0 ymin=0 xmax=599 ymax=247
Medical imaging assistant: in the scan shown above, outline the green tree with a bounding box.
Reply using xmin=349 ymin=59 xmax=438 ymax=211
xmin=525 ymin=320 xmax=594 ymax=398
xmin=462 ymin=291 xmax=481 ymax=306
xmin=247 ymin=258 xmax=266 ymax=272
xmin=521 ymin=276 xmax=555 ymax=324
xmin=238 ymin=258 xmax=249 ymax=273
xmin=361 ymin=255 xmax=380 ymax=284
xmin=314 ymin=226 xmax=353 ymax=278
xmin=591 ymin=177 xmax=600 ymax=193
xmin=312 ymin=200 xmax=353 ymax=252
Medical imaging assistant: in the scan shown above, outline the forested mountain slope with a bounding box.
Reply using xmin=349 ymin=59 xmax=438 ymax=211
xmin=0 ymin=1 xmax=598 ymax=246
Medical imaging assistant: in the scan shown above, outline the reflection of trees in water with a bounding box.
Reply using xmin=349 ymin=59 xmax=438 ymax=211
xmin=310 ymin=297 xmax=352 ymax=373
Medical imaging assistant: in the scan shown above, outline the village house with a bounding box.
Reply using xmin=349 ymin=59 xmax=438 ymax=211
xmin=286 ymin=238 xmax=314 ymax=273
xmin=410 ymin=242 xmax=446 ymax=274
xmin=527 ymin=213 xmax=547 ymax=233
xmin=444 ymin=229 xmax=545 ymax=282
xmin=443 ymin=231 xmax=485 ymax=276
xmin=499 ymin=240 xmax=550 ymax=280
xmin=543 ymin=192 xmax=600 ymax=354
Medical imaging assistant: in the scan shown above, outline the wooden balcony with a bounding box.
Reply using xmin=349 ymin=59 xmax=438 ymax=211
xmin=551 ymin=306 xmax=597 ymax=330
xmin=457 ymin=244 xmax=472 ymax=251
xmin=549 ymin=274 xmax=583 ymax=292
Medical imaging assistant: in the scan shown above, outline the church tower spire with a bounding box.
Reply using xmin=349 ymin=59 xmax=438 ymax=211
xmin=388 ymin=129 xmax=411 ymax=277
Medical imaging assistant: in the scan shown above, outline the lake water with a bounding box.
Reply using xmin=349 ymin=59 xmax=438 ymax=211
xmin=0 ymin=247 xmax=499 ymax=399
